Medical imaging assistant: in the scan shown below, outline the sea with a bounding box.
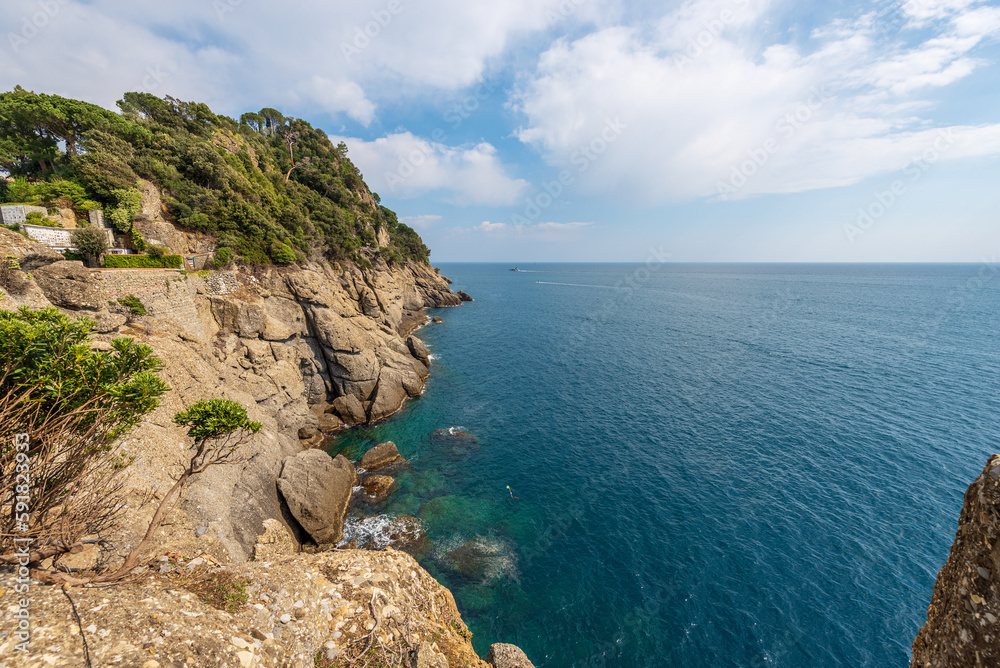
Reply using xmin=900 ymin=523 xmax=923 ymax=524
xmin=329 ymin=263 xmax=1000 ymax=668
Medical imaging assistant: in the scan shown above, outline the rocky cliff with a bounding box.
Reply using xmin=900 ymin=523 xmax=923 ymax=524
xmin=1 ymin=225 xmax=460 ymax=563
xmin=912 ymin=455 xmax=1000 ymax=667
xmin=0 ymin=223 xmax=538 ymax=667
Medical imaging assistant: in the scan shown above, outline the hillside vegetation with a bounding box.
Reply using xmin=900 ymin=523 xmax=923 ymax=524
xmin=0 ymin=86 xmax=428 ymax=266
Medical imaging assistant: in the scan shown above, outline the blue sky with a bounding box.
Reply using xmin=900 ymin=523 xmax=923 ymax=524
xmin=2 ymin=0 xmax=999 ymax=262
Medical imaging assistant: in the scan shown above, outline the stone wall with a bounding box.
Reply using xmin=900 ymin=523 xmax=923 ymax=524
xmin=93 ymin=269 xmax=206 ymax=339
xmin=0 ymin=204 xmax=47 ymax=225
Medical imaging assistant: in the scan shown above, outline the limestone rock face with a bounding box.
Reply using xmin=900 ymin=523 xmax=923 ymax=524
xmin=277 ymin=449 xmax=353 ymax=545
xmin=0 ymin=550 xmax=493 ymax=668
xmin=359 ymin=441 xmax=405 ymax=471
xmin=413 ymin=642 xmax=451 ymax=668
xmin=0 ymin=227 xmax=62 ymax=270
xmin=487 ymin=644 xmax=537 ymax=668
xmin=330 ymin=394 xmax=367 ymax=425
xmin=912 ymin=454 xmax=1000 ymax=667
xmin=252 ymin=518 xmax=298 ymax=561
xmin=32 ymin=260 xmax=103 ymax=310
xmin=408 ymin=334 xmax=431 ymax=366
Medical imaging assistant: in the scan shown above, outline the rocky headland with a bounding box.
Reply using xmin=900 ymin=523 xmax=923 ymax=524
xmin=911 ymin=454 xmax=1000 ymax=667
xmin=0 ymin=215 xmax=534 ymax=667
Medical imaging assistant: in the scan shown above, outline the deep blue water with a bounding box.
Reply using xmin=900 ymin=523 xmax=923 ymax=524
xmin=331 ymin=263 xmax=1000 ymax=667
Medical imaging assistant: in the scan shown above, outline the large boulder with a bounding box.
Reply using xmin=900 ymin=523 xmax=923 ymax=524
xmin=277 ymin=449 xmax=353 ymax=545
xmin=358 ymin=441 xmax=405 ymax=471
xmin=331 ymin=454 xmax=358 ymax=487
xmin=457 ymin=290 xmax=473 ymax=302
xmin=487 ymin=644 xmax=536 ymax=668
xmin=330 ymin=394 xmax=367 ymax=425
xmin=32 ymin=260 xmax=103 ymax=310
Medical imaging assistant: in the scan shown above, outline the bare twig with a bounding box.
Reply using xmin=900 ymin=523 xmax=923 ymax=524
xmin=61 ymin=584 xmax=93 ymax=667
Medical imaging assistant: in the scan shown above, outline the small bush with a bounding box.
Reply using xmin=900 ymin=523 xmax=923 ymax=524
xmin=270 ymin=242 xmax=296 ymax=264
xmin=62 ymin=250 xmax=87 ymax=263
xmin=102 ymin=254 xmax=182 ymax=269
xmin=212 ymin=246 xmax=235 ymax=269
xmin=147 ymin=244 xmax=167 ymax=259
xmin=117 ymin=294 xmax=147 ymax=316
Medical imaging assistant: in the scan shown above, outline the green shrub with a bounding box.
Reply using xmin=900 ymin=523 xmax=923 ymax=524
xmin=71 ymin=226 xmax=109 ymax=267
xmin=102 ymin=254 xmax=182 ymax=269
xmin=147 ymin=244 xmax=167 ymax=259
xmin=117 ymin=294 xmax=147 ymax=316
xmin=269 ymin=241 xmax=296 ymax=264
xmin=62 ymin=250 xmax=87 ymax=263
xmin=212 ymin=246 xmax=235 ymax=269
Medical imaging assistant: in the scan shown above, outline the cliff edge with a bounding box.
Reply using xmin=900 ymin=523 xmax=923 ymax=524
xmin=912 ymin=455 xmax=1000 ymax=667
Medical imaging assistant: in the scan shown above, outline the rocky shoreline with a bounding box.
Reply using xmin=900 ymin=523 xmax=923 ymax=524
xmin=0 ymin=215 xmax=534 ymax=666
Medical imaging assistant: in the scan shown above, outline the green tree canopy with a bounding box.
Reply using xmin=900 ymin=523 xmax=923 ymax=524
xmin=71 ymin=226 xmax=109 ymax=267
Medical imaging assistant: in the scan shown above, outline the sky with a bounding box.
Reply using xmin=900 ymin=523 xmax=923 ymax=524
xmin=2 ymin=0 xmax=999 ymax=262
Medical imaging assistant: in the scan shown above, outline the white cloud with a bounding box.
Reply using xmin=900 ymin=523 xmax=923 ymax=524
xmin=512 ymin=0 xmax=1000 ymax=202
xmin=0 ymin=0 xmax=590 ymax=125
xmin=536 ymin=221 xmax=594 ymax=230
xmin=399 ymin=214 xmax=442 ymax=230
xmin=330 ymin=132 xmax=528 ymax=205
xmin=470 ymin=220 xmax=593 ymax=234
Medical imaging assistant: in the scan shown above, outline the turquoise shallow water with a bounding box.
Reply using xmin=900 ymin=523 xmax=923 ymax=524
xmin=330 ymin=263 xmax=1000 ymax=667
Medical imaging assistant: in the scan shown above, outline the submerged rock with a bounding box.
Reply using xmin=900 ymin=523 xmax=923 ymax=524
xmin=359 ymin=441 xmax=405 ymax=471
xmin=442 ymin=536 xmax=519 ymax=583
xmin=431 ymin=428 xmax=480 ymax=456
xmin=277 ymin=449 xmax=353 ymax=545
xmin=360 ymin=474 xmax=398 ymax=504
xmin=385 ymin=515 xmax=429 ymax=554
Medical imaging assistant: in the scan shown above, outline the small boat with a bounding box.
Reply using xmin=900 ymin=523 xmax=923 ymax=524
xmin=509 ymin=267 xmax=520 ymax=272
